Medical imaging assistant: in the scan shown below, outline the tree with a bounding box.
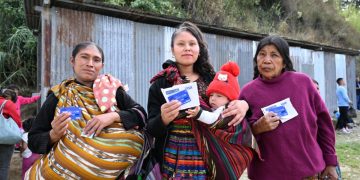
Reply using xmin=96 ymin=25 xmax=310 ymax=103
xmin=0 ymin=0 xmax=37 ymax=89
xmin=341 ymin=0 xmax=360 ymax=8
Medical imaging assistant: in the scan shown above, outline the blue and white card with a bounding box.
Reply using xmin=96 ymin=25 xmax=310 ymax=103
xmin=261 ymin=98 xmax=298 ymax=123
xmin=60 ymin=106 xmax=82 ymax=120
xmin=161 ymin=82 xmax=200 ymax=110
xmin=168 ymin=89 xmax=191 ymax=105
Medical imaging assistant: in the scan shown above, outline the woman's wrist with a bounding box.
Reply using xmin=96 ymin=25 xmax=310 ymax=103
xmin=239 ymin=100 xmax=249 ymax=112
xmin=49 ymin=129 xmax=61 ymax=144
xmin=251 ymin=120 xmax=262 ymax=135
xmin=161 ymin=117 xmax=171 ymax=126
xmin=113 ymin=112 xmax=121 ymax=123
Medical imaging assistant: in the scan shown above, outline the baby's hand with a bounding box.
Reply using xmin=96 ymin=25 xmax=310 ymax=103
xmin=186 ymin=106 xmax=200 ymax=118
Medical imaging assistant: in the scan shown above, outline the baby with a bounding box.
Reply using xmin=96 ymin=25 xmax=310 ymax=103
xmin=187 ymin=61 xmax=240 ymax=129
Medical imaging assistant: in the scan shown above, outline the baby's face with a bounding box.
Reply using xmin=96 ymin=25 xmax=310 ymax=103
xmin=209 ymin=92 xmax=229 ymax=109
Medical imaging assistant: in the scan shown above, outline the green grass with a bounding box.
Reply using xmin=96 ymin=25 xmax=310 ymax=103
xmin=336 ymin=142 xmax=360 ymax=168
xmin=335 ymin=131 xmax=360 ymax=179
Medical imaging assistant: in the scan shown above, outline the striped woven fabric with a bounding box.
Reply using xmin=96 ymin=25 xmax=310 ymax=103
xmin=25 ymin=79 xmax=144 ymax=180
xmin=192 ymin=100 xmax=260 ymax=179
xmin=194 ymin=120 xmax=256 ymax=179
xmin=162 ymin=119 xmax=207 ymax=179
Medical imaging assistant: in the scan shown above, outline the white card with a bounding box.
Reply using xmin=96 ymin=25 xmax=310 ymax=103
xmin=81 ymin=131 xmax=94 ymax=138
xmin=161 ymin=82 xmax=200 ymax=110
xmin=261 ymin=98 xmax=298 ymax=123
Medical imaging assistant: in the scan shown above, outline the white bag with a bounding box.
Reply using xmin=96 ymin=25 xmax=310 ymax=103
xmin=0 ymin=100 xmax=22 ymax=144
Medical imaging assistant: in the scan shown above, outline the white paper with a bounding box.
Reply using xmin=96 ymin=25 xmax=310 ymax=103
xmin=261 ymin=98 xmax=298 ymax=123
xmin=161 ymin=82 xmax=200 ymax=110
xmin=81 ymin=131 xmax=95 ymax=138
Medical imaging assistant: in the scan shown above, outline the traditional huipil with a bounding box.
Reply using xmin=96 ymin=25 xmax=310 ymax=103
xmin=25 ymin=75 xmax=144 ymax=179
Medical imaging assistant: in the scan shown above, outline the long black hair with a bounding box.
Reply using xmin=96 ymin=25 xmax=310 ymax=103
xmin=72 ymin=41 xmax=104 ymax=63
xmin=171 ymin=21 xmax=216 ymax=84
xmin=253 ymin=35 xmax=295 ymax=79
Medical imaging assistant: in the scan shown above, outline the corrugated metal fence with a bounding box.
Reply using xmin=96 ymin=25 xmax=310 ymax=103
xmin=42 ymin=7 xmax=356 ymax=112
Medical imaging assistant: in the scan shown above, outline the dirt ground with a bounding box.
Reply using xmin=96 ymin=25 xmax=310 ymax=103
xmin=9 ymin=152 xmax=22 ymax=180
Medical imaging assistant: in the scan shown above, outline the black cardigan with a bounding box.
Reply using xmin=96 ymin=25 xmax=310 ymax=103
xmin=28 ymin=86 xmax=147 ymax=154
xmin=146 ymin=77 xmax=171 ymax=165
xmin=146 ymin=60 xmax=214 ymax=166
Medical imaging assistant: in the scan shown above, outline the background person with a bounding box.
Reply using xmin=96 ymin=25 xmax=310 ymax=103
xmin=6 ymin=84 xmax=40 ymax=118
xmin=239 ymin=35 xmax=338 ymax=179
xmin=313 ymin=79 xmax=342 ymax=179
xmin=6 ymin=84 xmax=41 ymax=157
xmin=26 ymin=42 xmax=147 ymax=179
xmin=336 ymin=78 xmax=352 ymax=133
xmin=0 ymin=88 xmax=22 ymax=180
xmin=20 ymin=117 xmax=40 ymax=180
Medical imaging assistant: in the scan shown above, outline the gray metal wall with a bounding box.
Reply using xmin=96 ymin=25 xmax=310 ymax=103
xmin=40 ymin=7 xmax=357 ymax=112
xmin=346 ymin=55 xmax=357 ymax=105
xmin=134 ymin=23 xmax=165 ymax=109
xmin=324 ymin=53 xmax=338 ymax=112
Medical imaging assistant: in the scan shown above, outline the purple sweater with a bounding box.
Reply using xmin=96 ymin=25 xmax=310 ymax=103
xmin=239 ymin=71 xmax=337 ymax=180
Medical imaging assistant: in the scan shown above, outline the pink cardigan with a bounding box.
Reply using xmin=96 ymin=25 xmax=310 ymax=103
xmin=15 ymin=95 xmax=40 ymax=116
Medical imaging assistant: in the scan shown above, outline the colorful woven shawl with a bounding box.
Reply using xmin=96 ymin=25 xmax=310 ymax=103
xmin=25 ymin=76 xmax=144 ymax=180
xmin=192 ymin=100 xmax=260 ymax=179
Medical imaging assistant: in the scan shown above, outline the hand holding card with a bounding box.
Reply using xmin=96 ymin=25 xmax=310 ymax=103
xmin=50 ymin=112 xmax=71 ymax=143
xmin=261 ymin=98 xmax=298 ymax=123
xmin=60 ymin=106 xmax=94 ymax=138
xmin=168 ymin=89 xmax=191 ymax=105
xmin=161 ymin=82 xmax=200 ymax=110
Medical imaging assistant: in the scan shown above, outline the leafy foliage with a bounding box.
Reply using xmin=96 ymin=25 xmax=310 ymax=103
xmin=103 ymin=0 xmax=126 ymax=6
xmin=0 ymin=0 xmax=37 ymax=89
xmin=340 ymin=3 xmax=360 ymax=34
xmin=340 ymin=0 xmax=360 ymax=8
xmin=130 ymin=0 xmax=185 ymax=17
xmin=100 ymin=0 xmax=360 ymax=49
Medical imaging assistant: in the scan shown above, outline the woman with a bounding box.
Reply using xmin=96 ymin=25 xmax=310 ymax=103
xmin=26 ymin=42 xmax=147 ymax=179
xmin=239 ymin=35 xmax=338 ymax=179
xmin=146 ymin=21 xmax=251 ymax=179
xmin=0 ymin=89 xmax=22 ymax=180
xmin=6 ymin=84 xmax=40 ymax=117
xmin=5 ymin=84 xmax=41 ymax=179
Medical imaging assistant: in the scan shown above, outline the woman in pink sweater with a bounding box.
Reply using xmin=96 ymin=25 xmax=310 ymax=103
xmin=6 ymin=84 xmax=40 ymax=117
xmin=240 ymin=36 xmax=338 ymax=180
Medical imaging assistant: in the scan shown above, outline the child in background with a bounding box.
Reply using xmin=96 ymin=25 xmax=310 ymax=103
xmin=6 ymin=84 xmax=40 ymax=117
xmin=20 ymin=117 xmax=40 ymax=179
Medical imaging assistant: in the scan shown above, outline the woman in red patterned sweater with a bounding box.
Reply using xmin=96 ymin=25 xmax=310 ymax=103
xmin=0 ymin=88 xmax=22 ymax=180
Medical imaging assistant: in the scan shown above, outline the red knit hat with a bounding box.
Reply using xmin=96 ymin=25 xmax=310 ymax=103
xmin=206 ymin=61 xmax=240 ymax=100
